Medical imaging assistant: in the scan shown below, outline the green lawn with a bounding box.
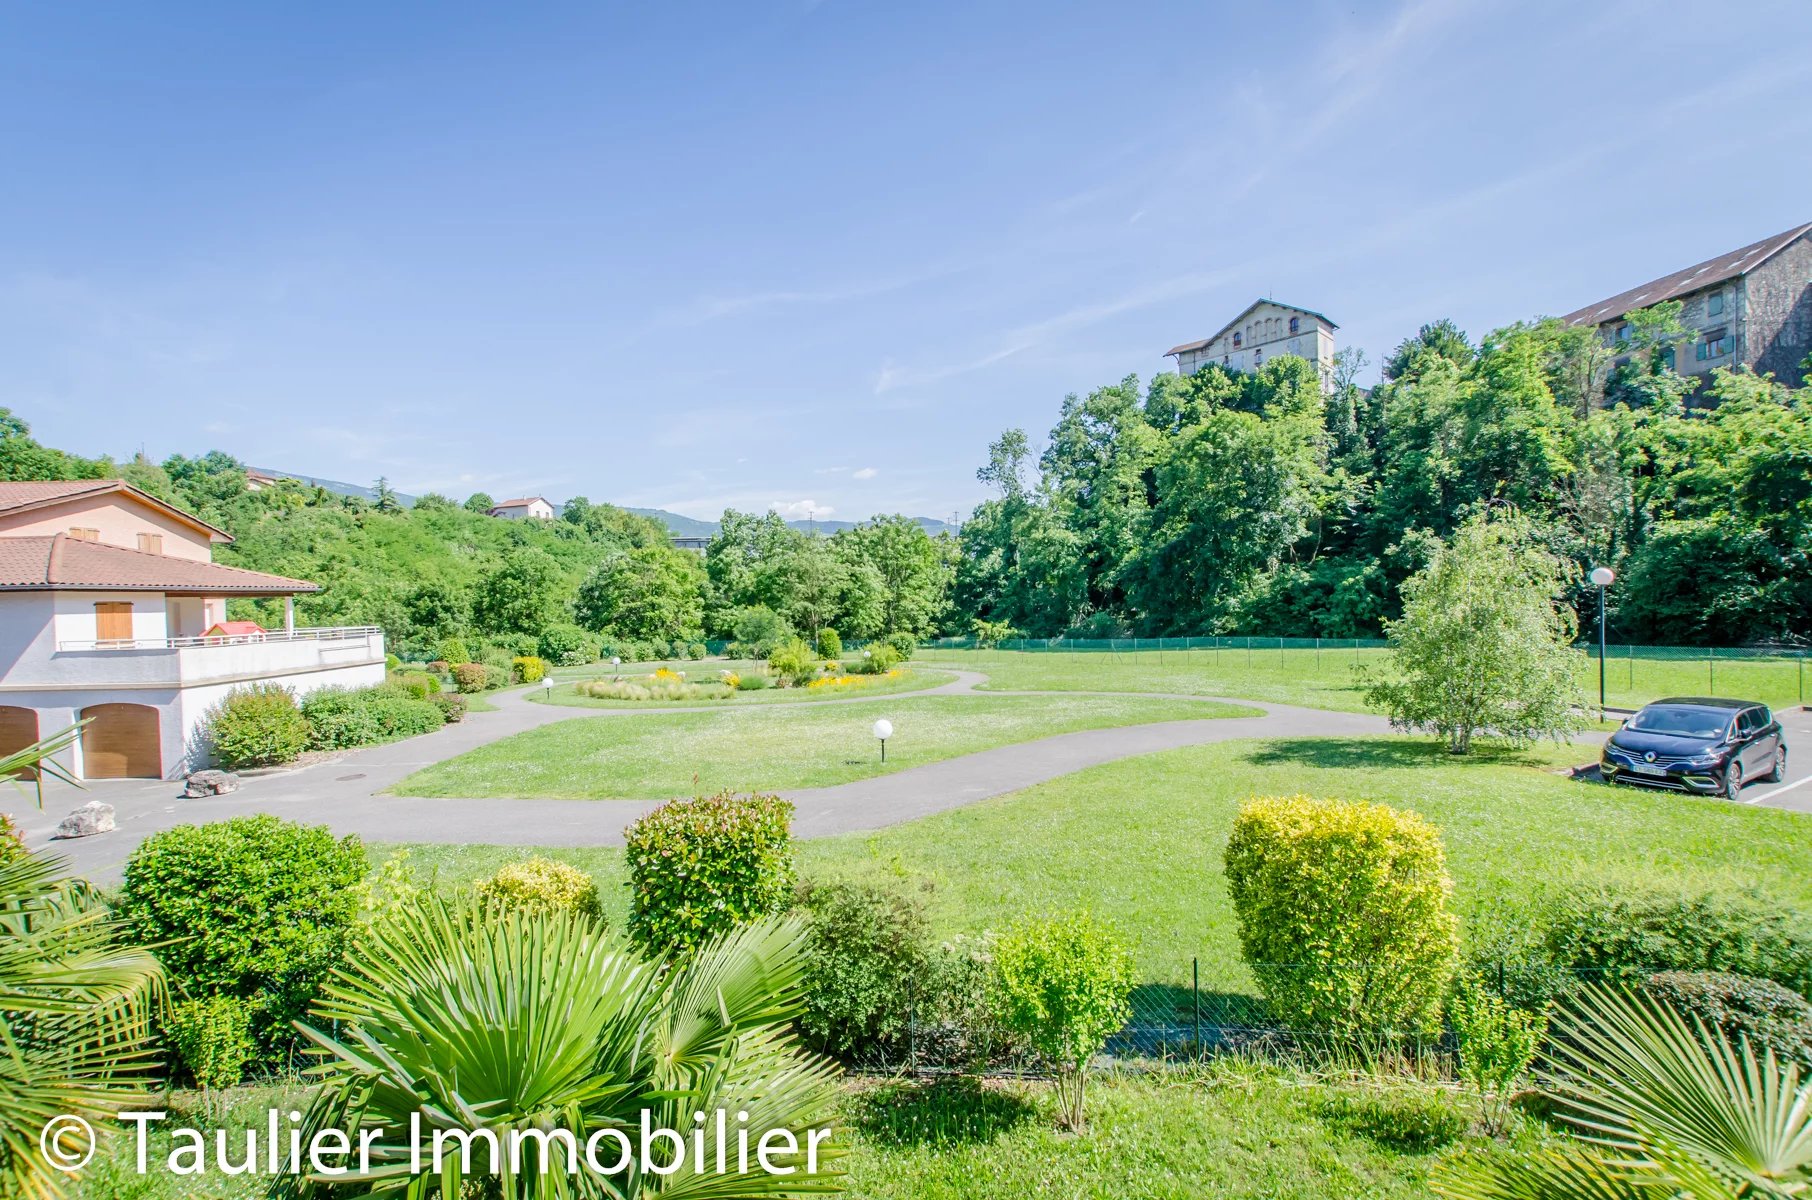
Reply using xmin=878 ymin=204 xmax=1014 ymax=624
xmin=916 ymin=646 xmax=1812 ymax=714
xmin=388 ymin=734 xmax=1812 ymax=989
xmin=390 ymin=693 xmax=1255 ymax=800
xmin=68 ymin=1068 xmax=1525 ymax=1200
xmin=529 ymin=665 xmax=957 ymax=708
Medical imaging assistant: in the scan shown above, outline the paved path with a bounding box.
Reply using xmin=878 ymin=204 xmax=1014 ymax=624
xmin=11 ymin=670 xmax=1807 ymax=885
xmin=9 ymin=671 xmax=1390 ymax=883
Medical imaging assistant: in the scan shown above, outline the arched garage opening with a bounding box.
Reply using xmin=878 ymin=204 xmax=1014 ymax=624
xmin=0 ymin=706 xmax=39 ymax=777
xmin=79 ymin=703 xmax=162 ymax=780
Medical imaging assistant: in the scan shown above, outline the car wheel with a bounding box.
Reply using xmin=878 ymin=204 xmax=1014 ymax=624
xmin=1723 ymin=761 xmax=1744 ymax=800
xmin=1765 ymin=744 xmax=1787 ymax=784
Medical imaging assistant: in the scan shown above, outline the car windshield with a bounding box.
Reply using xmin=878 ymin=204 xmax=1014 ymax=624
xmin=1626 ymin=707 xmax=1732 ymax=738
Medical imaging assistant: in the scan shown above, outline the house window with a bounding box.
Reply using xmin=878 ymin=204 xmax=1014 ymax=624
xmin=1695 ymin=333 xmax=1734 ymax=361
xmin=1288 ymin=316 xmax=1300 ymax=334
xmin=69 ymin=527 xmax=100 ymax=541
xmin=1232 ymin=332 xmax=1242 ymax=348
xmin=136 ymin=533 xmax=163 ymax=555
xmin=1616 ymin=324 xmax=1632 ymax=343
xmin=1706 ymin=291 xmax=1725 ymax=317
xmin=94 ymin=602 xmax=134 ymax=643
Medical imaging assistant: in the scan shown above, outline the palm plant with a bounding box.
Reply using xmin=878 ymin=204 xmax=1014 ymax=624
xmin=0 ymin=721 xmax=83 ymax=809
xmin=0 ymin=851 xmax=166 ymax=1200
xmin=1432 ymin=983 xmax=1812 ymax=1199
xmin=279 ymin=897 xmax=846 ymax=1198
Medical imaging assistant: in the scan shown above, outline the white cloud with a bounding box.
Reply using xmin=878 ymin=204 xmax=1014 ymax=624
xmin=852 ymin=467 xmax=877 ymax=480
xmin=770 ymin=499 xmax=832 ymax=521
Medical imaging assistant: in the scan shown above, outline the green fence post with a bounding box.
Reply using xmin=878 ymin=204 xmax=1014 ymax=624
xmin=1193 ymin=957 xmax=1201 ymax=1059
xmin=1709 ymin=647 xmax=1715 ymax=694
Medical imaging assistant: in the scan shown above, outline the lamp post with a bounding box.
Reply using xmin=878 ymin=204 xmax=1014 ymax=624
xmin=542 ymin=677 xmax=553 ymax=702
xmin=873 ymin=718 xmax=893 ymax=763
xmin=1589 ymin=566 xmax=1615 ymax=714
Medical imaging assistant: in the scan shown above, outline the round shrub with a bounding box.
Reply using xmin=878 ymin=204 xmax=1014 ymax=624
xmin=796 ymin=880 xmax=930 ymax=1059
xmin=686 ymin=641 xmax=708 ymax=660
xmin=766 ymin=638 xmax=818 ymax=686
xmin=205 ymin=682 xmax=309 ymax=769
xmin=816 ymin=629 xmax=843 ymax=660
xmin=1641 ymin=971 xmax=1812 ymax=1067
xmin=885 ymin=632 xmax=918 ymax=661
xmin=473 ymin=856 xmax=602 ymax=920
xmin=993 ymin=911 xmax=1134 ymax=1130
xmin=389 ymin=670 xmax=441 ymax=698
xmin=452 ymin=662 xmax=490 ymax=693
xmin=436 ymin=636 xmax=471 ymax=666
xmin=301 ymin=688 xmax=381 ymax=750
xmin=121 ymin=815 xmax=367 ymax=1057
xmin=732 ymin=671 xmax=771 ymax=691
xmin=625 ymin=790 xmax=796 ymax=956
xmin=850 ymin=645 xmax=901 ymax=675
xmin=511 ymin=655 xmax=547 ymax=684
xmin=538 ymin=623 xmax=598 ymax=666
xmin=362 ymin=693 xmax=445 ymax=739
xmin=1224 ymin=795 xmax=1460 ymax=1036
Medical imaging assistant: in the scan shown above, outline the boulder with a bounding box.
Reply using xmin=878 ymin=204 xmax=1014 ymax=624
xmin=55 ymin=801 xmax=115 ymax=839
xmin=181 ymin=769 xmax=240 ymax=798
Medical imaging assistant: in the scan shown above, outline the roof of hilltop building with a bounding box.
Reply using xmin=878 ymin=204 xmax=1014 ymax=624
xmin=0 ymin=479 xmax=233 ymax=542
xmin=1563 ymin=222 xmax=1812 ymax=326
xmin=490 ymin=496 xmax=550 ymax=508
xmin=1166 ymin=299 xmax=1339 ymax=357
xmin=0 ymin=534 xmax=318 ymax=593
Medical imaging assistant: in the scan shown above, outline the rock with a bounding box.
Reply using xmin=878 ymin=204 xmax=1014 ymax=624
xmin=181 ymin=769 xmax=240 ymax=798
xmin=55 ymin=801 xmax=115 ymax=839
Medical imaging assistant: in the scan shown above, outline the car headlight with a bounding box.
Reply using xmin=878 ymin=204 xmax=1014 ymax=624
xmin=1686 ymin=751 xmax=1722 ymax=767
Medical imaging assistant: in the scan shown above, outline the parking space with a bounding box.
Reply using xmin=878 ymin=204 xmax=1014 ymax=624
xmin=1742 ymin=705 xmax=1812 ymax=812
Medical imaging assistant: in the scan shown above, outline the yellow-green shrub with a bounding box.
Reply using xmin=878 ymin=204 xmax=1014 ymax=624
xmin=511 ymin=655 xmax=547 ymax=684
xmin=473 ymin=856 xmax=602 ymax=920
xmin=1223 ymin=794 xmax=1459 ymax=1036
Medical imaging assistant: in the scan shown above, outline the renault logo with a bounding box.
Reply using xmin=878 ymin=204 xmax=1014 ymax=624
xmin=1644 ymin=751 xmax=1656 ymax=762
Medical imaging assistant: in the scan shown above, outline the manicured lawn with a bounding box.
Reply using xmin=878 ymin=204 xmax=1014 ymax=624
xmin=68 ymin=1069 xmax=1521 ymax=1200
xmin=388 ymin=734 xmax=1812 ymax=989
xmin=917 ymin=646 xmax=1812 ymax=714
xmin=390 ymin=693 xmax=1254 ymax=800
xmin=530 ymin=665 xmax=957 ymax=708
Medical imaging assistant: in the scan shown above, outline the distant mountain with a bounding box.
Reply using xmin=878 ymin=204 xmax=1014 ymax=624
xmin=628 ymin=507 xmax=955 ymax=539
xmin=257 ymin=474 xmax=954 ymax=537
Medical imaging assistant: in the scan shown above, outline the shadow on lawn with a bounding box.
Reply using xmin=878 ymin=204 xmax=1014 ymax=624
xmin=847 ymin=1076 xmax=1039 ymax=1147
xmin=1241 ymin=737 xmax=1550 ymax=771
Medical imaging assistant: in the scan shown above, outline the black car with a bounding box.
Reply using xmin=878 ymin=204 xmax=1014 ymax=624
xmin=1600 ymin=697 xmax=1787 ymax=800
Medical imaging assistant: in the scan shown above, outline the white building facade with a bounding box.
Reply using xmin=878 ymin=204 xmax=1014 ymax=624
xmin=0 ymin=481 xmax=385 ymax=780
xmin=1166 ymin=299 xmax=1338 ymax=384
xmin=487 ymin=496 xmax=555 ymax=520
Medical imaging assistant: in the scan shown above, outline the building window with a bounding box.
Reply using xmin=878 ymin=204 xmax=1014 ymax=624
xmin=94 ymin=602 xmax=134 ymax=643
xmin=1707 ymin=291 xmax=1725 ymax=317
xmin=136 ymin=533 xmax=163 ymax=555
xmin=1695 ymin=333 xmax=1734 ymax=361
xmin=69 ymin=527 xmax=99 ymax=541
xmin=1232 ymin=332 xmax=1242 ymax=348
xmin=1254 ymin=349 xmax=1264 ymax=364
xmin=1288 ymin=316 xmax=1300 ymax=333
xmin=1616 ymin=324 xmax=1632 ymax=343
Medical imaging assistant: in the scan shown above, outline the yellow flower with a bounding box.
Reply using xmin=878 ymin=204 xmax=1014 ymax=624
xmin=653 ymin=667 xmax=681 ymax=682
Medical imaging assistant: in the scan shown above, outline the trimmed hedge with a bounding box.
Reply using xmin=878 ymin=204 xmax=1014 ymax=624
xmin=301 ymin=685 xmax=446 ymax=751
xmin=625 ymin=790 xmax=796 ymax=955
xmin=511 ymin=655 xmax=548 ymax=684
xmin=121 ymin=815 xmax=367 ymax=1058
xmin=1641 ymin=971 xmax=1812 ymax=1067
xmin=205 ymin=683 xmax=309 ymax=769
xmin=473 ymin=856 xmax=602 ymax=919
xmin=1224 ymin=794 xmax=1459 ymax=1036
xmin=452 ymin=662 xmax=491 ymax=693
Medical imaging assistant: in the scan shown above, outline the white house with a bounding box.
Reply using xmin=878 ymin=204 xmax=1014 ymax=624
xmin=487 ymin=496 xmax=555 ymax=520
xmin=1166 ymin=299 xmax=1338 ymax=385
xmin=0 ymin=480 xmax=385 ymax=780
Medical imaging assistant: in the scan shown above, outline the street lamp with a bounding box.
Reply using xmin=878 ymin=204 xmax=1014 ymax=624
xmin=873 ymin=718 xmax=893 ymax=762
xmin=542 ymin=677 xmax=553 ymax=701
xmin=1589 ymin=566 xmax=1616 ymax=714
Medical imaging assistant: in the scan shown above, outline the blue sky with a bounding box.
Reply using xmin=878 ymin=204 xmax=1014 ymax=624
xmin=4 ymin=1 xmax=1810 ymax=523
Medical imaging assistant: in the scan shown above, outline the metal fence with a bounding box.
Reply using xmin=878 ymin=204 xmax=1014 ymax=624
xmin=839 ymin=960 xmax=1635 ymax=1078
xmin=916 ymin=637 xmax=1812 ymax=707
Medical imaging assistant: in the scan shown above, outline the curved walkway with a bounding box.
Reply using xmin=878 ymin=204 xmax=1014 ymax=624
xmin=18 ymin=669 xmax=1378 ymax=882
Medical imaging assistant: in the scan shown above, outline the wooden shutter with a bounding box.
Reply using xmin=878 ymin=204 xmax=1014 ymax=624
xmin=137 ymin=532 xmax=163 ymax=554
xmin=94 ymin=602 xmax=134 ymax=642
xmin=69 ymin=527 xmax=100 ymax=541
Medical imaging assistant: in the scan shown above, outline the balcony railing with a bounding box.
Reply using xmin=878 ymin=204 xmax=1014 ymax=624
xmin=56 ymin=625 xmax=384 ymax=653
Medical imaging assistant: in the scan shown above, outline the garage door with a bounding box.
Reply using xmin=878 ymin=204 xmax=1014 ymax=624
xmin=0 ymin=707 xmax=38 ymax=777
xmin=79 ymin=703 xmax=161 ymax=779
